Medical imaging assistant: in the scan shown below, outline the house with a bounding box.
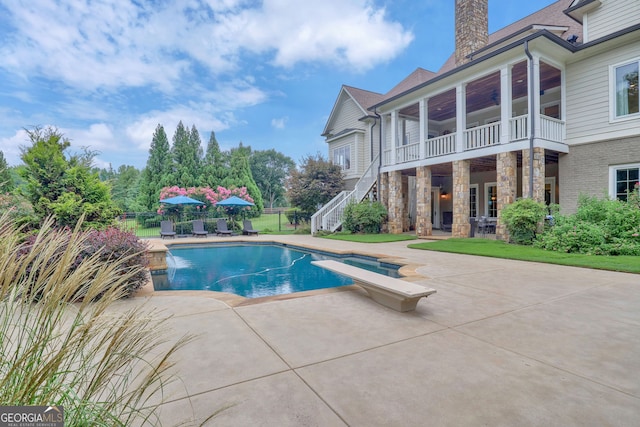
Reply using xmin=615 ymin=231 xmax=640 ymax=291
xmin=314 ymin=0 xmax=640 ymax=240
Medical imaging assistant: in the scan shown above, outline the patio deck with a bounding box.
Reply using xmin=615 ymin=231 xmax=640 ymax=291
xmin=119 ymin=234 xmax=639 ymax=426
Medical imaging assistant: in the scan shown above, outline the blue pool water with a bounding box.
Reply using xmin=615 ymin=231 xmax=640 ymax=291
xmin=151 ymin=243 xmax=400 ymax=298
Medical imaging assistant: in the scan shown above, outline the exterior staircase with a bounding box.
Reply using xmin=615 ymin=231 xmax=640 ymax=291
xmin=311 ymin=155 xmax=379 ymax=234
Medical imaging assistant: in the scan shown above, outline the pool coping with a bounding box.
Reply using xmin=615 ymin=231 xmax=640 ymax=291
xmin=138 ymin=236 xmax=428 ymax=307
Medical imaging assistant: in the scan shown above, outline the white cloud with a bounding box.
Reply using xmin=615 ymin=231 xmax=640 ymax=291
xmin=271 ymin=116 xmax=288 ymax=129
xmin=0 ymin=129 xmax=29 ymax=166
xmin=0 ymin=0 xmax=412 ymax=92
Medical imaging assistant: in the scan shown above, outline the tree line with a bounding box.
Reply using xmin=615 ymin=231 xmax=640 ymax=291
xmin=0 ymin=123 xmax=345 ymax=229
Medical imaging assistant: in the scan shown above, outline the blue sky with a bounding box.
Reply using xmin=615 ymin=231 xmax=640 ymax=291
xmin=0 ymin=0 xmax=557 ymax=169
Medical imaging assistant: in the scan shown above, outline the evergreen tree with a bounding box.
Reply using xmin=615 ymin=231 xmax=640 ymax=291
xmin=201 ymin=131 xmax=227 ymax=187
xmin=111 ymin=165 xmax=141 ymax=211
xmin=138 ymin=124 xmax=173 ymax=210
xmin=171 ymin=121 xmax=201 ymax=187
xmin=20 ymin=126 xmax=120 ymax=228
xmin=0 ymin=150 xmax=14 ymax=192
xmin=222 ymin=145 xmax=264 ymax=214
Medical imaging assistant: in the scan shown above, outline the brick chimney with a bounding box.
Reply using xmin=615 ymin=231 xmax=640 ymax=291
xmin=455 ymin=0 xmax=488 ymax=66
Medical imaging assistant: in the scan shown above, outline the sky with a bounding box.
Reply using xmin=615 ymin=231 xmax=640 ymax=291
xmin=0 ymin=0 xmax=558 ymax=170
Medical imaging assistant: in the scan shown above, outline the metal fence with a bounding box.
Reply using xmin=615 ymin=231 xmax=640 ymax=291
xmin=119 ymin=209 xmax=303 ymax=238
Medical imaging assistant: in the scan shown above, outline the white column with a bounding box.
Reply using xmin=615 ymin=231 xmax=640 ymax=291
xmin=531 ymin=55 xmax=541 ymax=140
xmin=390 ymin=110 xmax=398 ymax=165
xmin=500 ymin=65 xmax=511 ymax=144
xmin=419 ymin=98 xmax=428 ymax=159
xmin=456 ymin=84 xmax=466 ymax=153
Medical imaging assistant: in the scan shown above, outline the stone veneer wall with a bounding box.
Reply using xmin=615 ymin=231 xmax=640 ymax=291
xmin=496 ymin=151 xmax=517 ymax=241
xmin=415 ymin=166 xmax=433 ymax=237
xmin=388 ymin=170 xmax=404 ymax=234
xmin=402 ymin=175 xmax=410 ymax=232
xmin=452 ymin=160 xmax=471 ymax=237
xmin=522 ymin=148 xmax=546 ymax=203
xmin=455 ymin=0 xmax=488 ymax=66
xmin=379 ymin=172 xmax=389 ymax=233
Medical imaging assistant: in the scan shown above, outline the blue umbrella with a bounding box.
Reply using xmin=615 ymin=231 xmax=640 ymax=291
xmin=160 ymin=195 xmax=204 ymax=205
xmin=215 ymin=196 xmax=254 ymax=207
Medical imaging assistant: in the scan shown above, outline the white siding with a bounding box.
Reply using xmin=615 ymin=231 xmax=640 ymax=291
xmin=586 ymin=0 xmax=640 ymax=42
xmin=565 ymin=42 xmax=640 ymax=144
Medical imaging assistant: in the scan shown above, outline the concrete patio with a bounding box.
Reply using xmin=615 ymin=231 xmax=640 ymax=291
xmin=120 ymin=235 xmax=639 ymax=426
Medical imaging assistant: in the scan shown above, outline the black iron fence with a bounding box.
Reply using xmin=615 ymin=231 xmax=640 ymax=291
xmin=119 ymin=209 xmax=303 ymax=238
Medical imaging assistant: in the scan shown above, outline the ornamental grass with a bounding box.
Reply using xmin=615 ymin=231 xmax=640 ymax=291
xmin=0 ymin=212 xmax=195 ymax=425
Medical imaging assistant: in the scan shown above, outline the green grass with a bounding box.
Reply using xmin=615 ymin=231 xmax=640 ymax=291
xmin=322 ymin=232 xmax=417 ymax=243
xmin=409 ymin=238 xmax=640 ymax=274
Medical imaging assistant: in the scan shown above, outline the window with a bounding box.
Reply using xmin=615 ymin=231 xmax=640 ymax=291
xmin=469 ymin=184 xmax=478 ymax=218
xmin=611 ymin=163 xmax=639 ymax=201
xmin=612 ymin=60 xmax=639 ymax=119
xmin=333 ymin=146 xmax=351 ymax=171
xmin=484 ymin=183 xmax=497 ymax=217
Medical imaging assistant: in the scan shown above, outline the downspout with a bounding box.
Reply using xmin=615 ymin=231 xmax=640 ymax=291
xmin=524 ymin=40 xmax=534 ymax=198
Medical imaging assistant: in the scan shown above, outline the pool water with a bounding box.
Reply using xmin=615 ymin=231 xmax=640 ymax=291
xmin=151 ymin=244 xmax=400 ymax=298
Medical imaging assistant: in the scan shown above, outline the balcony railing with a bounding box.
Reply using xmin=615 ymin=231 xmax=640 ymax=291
xmin=396 ymin=142 xmax=420 ymax=163
xmin=540 ymin=115 xmax=564 ymax=142
xmin=425 ymin=134 xmax=456 ymax=157
xmin=509 ymin=115 xmax=528 ymax=141
xmin=464 ymin=122 xmax=500 ymax=150
xmin=381 ymin=114 xmax=565 ymax=167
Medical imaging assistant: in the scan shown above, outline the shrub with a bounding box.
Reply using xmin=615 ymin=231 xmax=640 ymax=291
xmin=498 ymin=198 xmax=547 ymax=245
xmin=83 ymin=227 xmax=149 ymax=297
xmin=18 ymin=222 xmax=149 ymax=299
xmin=0 ymin=213 xmax=195 ymax=424
xmin=534 ymin=218 xmax=606 ymax=254
xmin=285 ymin=208 xmax=303 ymax=225
xmin=342 ymin=200 xmax=387 ymax=234
xmin=535 ymin=191 xmax=640 ymax=255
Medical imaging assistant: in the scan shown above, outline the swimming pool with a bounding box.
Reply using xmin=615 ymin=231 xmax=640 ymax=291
xmin=151 ymin=243 xmax=400 ymax=298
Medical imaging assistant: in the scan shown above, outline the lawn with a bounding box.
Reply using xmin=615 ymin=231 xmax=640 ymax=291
xmin=409 ymin=238 xmax=640 ymax=274
xmin=120 ymin=213 xmax=299 ymax=238
xmin=321 ymin=233 xmax=417 ymax=243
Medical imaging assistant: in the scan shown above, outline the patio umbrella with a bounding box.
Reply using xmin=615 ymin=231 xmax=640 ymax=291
xmin=160 ymin=195 xmax=205 ymax=205
xmin=215 ymin=196 xmax=254 ymax=222
xmin=215 ymin=196 xmax=254 ymax=207
xmin=160 ymin=195 xmax=205 ymax=235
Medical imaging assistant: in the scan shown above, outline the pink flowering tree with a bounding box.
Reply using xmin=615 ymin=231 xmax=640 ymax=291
xmin=158 ymin=186 xmax=254 ymax=220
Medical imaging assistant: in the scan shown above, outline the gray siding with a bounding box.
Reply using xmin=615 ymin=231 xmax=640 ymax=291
xmin=558 ymin=136 xmax=640 ymax=213
xmin=333 ymin=96 xmax=366 ymax=134
xmin=586 ymin=0 xmax=640 ymax=42
xmin=565 ymin=42 xmax=640 ymax=144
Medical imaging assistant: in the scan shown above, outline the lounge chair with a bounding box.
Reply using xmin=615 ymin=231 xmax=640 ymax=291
xmin=216 ymin=219 xmax=233 ymax=237
xmin=242 ymin=220 xmax=259 ymax=236
xmin=192 ymin=220 xmax=208 ymax=237
xmin=160 ymin=220 xmax=176 ymax=239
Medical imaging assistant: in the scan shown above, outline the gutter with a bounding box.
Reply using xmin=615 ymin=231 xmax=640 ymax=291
xmin=524 ymin=40 xmax=534 ymax=199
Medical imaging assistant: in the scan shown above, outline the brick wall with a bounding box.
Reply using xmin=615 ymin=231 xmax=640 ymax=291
xmin=559 ymin=136 xmax=640 ymax=214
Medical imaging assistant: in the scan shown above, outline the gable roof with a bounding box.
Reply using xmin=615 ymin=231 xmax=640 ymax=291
xmin=322 ymin=85 xmax=383 ymax=137
xmin=384 ymin=68 xmax=437 ymax=100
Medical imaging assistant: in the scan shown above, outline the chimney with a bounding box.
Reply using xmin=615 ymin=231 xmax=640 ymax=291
xmin=455 ymin=0 xmax=488 ymax=66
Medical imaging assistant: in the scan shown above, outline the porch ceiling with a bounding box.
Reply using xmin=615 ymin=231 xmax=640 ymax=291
xmin=398 ymin=61 xmax=561 ymax=122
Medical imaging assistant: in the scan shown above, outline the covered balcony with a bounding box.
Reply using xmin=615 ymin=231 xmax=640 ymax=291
xmin=382 ymin=59 xmax=565 ymax=167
